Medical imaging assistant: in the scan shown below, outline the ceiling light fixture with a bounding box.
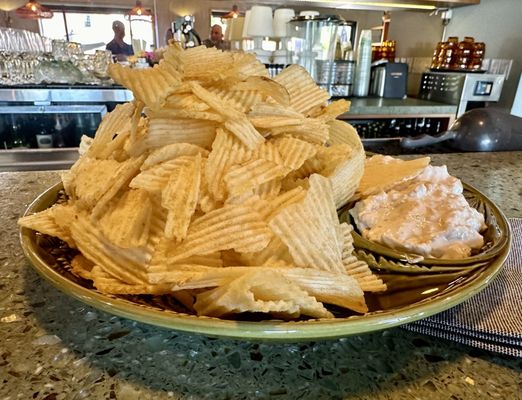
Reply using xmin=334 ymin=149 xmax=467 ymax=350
xmin=127 ymin=0 xmax=152 ymax=17
xmin=0 ymin=1 xmax=25 ymax=12
xmin=294 ymin=0 xmax=436 ymax=11
xmin=351 ymin=2 xmax=436 ymax=10
xmin=15 ymin=1 xmax=53 ymax=19
xmin=222 ymin=4 xmax=240 ymax=19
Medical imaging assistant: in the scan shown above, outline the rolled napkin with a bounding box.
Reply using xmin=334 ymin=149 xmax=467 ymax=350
xmin=403 ymin=218 xmax=522 ymax=357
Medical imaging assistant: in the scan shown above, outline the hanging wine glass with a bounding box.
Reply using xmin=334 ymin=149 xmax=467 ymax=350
xmin=0 ymin=28 xmax=10 ymax=84
xmin=6 ymin=28 xmax=28 ymax=84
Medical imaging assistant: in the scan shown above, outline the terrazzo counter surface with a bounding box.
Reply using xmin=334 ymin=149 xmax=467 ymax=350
xmin=1 ymin=152 xmax=521 ymax=400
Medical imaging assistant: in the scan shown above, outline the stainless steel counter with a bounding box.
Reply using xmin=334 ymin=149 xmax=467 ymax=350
xmin=340 ymin=97 xmax=458 ymax=117
xmin=0 ymin=85 xmax=133 ymax=104
xmin=0 ymin=85 xmax=131 ymax=166
xmin=0 ymin=148 xmax=79 ymax=172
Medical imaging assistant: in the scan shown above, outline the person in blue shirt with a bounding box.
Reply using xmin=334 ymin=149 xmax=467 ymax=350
xmin=106 ymin=21 xmax=134 ymax=61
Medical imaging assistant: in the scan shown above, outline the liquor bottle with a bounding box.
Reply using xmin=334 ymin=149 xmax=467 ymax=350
xmin=470 ymin=42 xmax=486 ymax=70
xmin=417 ymin=118 xmax=426 ymax=134
xmin=442 ymin=36 xmax=459 ymax=69
xmin=36 ymin=122 xmax=53 ymax=149
xmin=424 ymin=118 xmax=432 ymax=134
xmin=404 ymin=119 xmax=413 ymax=134
xmin=457 ymin=36 xmax=475 ymax=70
xmin=11 ymin=122 xmax=28 ymax=148
xmin=0 ymin=118 xmax=8 ymax=149
xmin=53 ymin=115 xmax=66 ymax=148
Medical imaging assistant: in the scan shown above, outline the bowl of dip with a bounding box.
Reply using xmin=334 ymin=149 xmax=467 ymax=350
xmin=341 ymin=180 xmax=510 ymax=267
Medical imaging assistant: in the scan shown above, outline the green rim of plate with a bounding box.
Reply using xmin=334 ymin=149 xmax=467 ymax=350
xmin=340 ymin=181 xmax=510 ymax=266
xmin=19 ymin=181 xmax=512 ymax=341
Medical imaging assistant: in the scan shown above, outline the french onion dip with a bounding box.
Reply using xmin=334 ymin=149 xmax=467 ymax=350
xmin=350 ymin=162 xmax=487 ymax=259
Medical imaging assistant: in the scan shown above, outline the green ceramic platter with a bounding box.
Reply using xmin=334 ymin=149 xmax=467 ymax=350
xmin=19 ymin=182 xmax=512 ymax=341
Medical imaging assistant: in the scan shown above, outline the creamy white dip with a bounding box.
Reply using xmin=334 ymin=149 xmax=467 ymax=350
xmin=350 ymin=165 xmax=487 ymax=259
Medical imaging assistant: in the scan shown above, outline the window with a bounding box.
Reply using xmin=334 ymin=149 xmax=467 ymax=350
xmin=39 ymin=8 xmax=155 ymax=54
xmin=210 ymin=12 xmax=228 ymax=34
xmin=210 ymin=10 xmax=276 ymax=52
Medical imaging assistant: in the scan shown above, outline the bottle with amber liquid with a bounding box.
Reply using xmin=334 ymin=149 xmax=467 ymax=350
xmin=381 ymin=42 xmax=389 ymax=62
xmin=456 ymin=36 xmax=475 ymax=70
xmin=431 ymin=41 xmax=444 ymax=69
xmin=371 ymin=44 xmax=380 ymax=62
xmin=470 ymin=42 xmax=486 ymax=70
xmin=386 ymin=40 xmax=396 ymax=62
xmin=441 ymin=36 xmax=459 ymax=69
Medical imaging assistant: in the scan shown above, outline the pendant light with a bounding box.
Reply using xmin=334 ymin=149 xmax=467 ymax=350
xmin=0 ymin=1 xmax=25 ymax=11
xmin=222 ymin=4 xmax=240 ymax=19
xmin=127 ymin=0 xmax=152 ymax=17
xmin=15 ymin=1 xmax=53 ymax=19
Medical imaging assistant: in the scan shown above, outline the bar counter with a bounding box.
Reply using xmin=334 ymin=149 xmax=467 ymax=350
xmin=1 ymin=152 xmax=521 ymax=399
xmin=0 ymin=84 xmax=132 ymax=103
xmin=340 ymin=97 xmax=458 ymax=118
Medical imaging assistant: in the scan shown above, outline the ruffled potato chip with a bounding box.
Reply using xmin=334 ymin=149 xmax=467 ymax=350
xmin=273 ymin=64 xmax=330 ymax=114
xmin=18 ymin=204 xmax=76 ymax=247
xmin=193 ymin=270 xmax=333 ymax=319
xmin=162 ymin=154 xmax=201 ymax=241
xmin=20 ymin=44 xmax=385 ymax=321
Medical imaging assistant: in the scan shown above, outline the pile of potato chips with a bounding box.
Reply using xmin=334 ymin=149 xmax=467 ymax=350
xmin=19 ymin=44 xmax=386 ymax=320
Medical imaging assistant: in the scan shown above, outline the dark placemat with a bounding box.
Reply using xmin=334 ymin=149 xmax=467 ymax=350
xmin=403 ymin=218 xmax=522 ymax=357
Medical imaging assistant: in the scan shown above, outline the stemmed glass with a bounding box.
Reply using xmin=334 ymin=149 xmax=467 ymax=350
xmin=22 ymin=30 xmax=45 ymax=83
xmin=10 ymin=29 xmax=28 ymax=84
xmin=0 ymin=29 xmax=9 ymax=84
xmin=41 ymin=36 xmax=52 ymax=53
xmin=0 ymin=28 xmax=45 ymax=85
xmin=0 ymin=28 xmax=24 ymax=84
xmin=94 ymin=49 xmax=112 ymax=79
xmin=51 ymin=39 xmax=69 ymax=62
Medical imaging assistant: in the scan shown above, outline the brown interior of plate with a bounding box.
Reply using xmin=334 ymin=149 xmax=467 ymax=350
xmin=29 ymin=229 xmax=499 ymax=318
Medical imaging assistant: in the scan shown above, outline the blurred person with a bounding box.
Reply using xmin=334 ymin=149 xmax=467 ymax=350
xmin=203 ymin=24 xmax=227 ymax=50
xmin=165 ymin=28 xmax=174 ymax=46
xmin=106 ymin=20 xmax=134 ymax=61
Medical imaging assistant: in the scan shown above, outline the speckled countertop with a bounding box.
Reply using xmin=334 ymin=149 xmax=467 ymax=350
xmin=1 ymin=152 xmax=521 ymax=400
